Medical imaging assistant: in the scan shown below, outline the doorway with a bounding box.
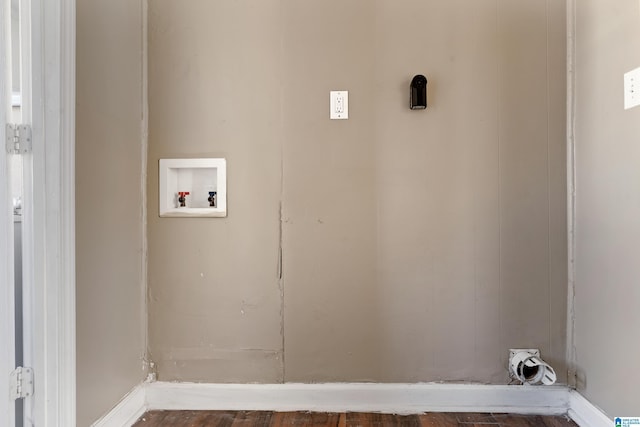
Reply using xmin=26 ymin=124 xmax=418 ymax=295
xmin=5 ymin=0 xmax=29 ymax=425
xmin=1 ymin=0 xmax=76 ymax=425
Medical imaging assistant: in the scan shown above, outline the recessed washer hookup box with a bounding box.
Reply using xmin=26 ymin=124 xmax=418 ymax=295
xmin=159 ymin=158 xmax=227 ymax=218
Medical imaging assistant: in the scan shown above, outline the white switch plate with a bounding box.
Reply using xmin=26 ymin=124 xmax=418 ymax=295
xmin=330 ymin=91 xmax=348 ymax=119
xmin=624 ymin=66 xmax=640 ymax=110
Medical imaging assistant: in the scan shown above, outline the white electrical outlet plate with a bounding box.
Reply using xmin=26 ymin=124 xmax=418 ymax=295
xmin=330 ymin=91 xmax=349 ymax=119
xmin=624 ymin=66 xmax=640 ymax=110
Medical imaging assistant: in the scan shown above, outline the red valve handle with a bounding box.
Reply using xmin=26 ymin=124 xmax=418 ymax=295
xmin=178 ymin=192 xmax=190 ymax=197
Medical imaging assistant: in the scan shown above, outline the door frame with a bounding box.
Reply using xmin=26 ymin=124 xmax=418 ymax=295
xmin=32 ymin=0 xmax=76 ymax=425
xmin=11 ymin=0 xmax=76 ymax=425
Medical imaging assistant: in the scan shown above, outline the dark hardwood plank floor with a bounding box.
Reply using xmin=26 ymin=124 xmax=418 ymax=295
xmin=132 ymin=411 xmax=578 ymax=427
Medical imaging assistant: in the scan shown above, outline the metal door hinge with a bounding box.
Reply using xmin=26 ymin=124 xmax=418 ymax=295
xmin=6 ymin=124 xmax=32 ymax=154
xmin=10 ymin=367 xmax=34 ymax=400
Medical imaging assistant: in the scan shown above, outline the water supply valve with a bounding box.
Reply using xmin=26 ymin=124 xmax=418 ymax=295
xmin=178 ymin=192 xmax=190 ymax=207
xmin=208 ymin=191 xmax=217 ymax=207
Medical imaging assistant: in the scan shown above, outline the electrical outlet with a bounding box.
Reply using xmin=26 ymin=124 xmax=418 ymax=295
xmin=330 ymin=91 xmax=349 ymax=119
xmin=624 ymin=67 xmax=640 ymax=110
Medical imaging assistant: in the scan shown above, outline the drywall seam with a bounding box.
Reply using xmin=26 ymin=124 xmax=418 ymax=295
xmin=278 ymin=199 xmax=285 ymax=383
xmin=140 ymin=0 xmax=150 ymax=376
xmin=565 ymin=0 xmax=577 ymax=389
xmin=495 ymin=0 xmax=504 ymax=363
xmin=278 ymin=0 xmax=285 ymax=383
xmin=545 ymin=0 xmax=553 ymax=356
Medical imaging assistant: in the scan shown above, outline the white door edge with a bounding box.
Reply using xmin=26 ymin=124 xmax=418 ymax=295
xmin=0 ymin=0 xmax=17 ymax=425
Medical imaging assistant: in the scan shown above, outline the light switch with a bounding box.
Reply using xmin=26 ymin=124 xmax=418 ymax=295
xmin=330 ymin=91 xmax=349 ymax=119
xmin=624 ymin=67 xmax=640 ymax=110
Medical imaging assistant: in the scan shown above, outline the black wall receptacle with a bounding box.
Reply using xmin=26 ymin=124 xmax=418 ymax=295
xmin=410 ymin=75 xmax=428 ymax=110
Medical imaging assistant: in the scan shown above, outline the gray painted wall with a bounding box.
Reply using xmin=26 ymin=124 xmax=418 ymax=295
xmin=574 ymin=0 xmax=640 ymax=417
xmin=148 ymin=0 xmax=567 ymax=384
xmin=147 ymin=0 xmax=285 ymax=382
xmin=76 ymin=0 xmax=146 ymax=425
xmin=72 ymin=0 xmax=640 ymax=420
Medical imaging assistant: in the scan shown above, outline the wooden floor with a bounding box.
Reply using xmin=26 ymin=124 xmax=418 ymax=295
xmin=132 ymin=411 xmax=578 ymax=426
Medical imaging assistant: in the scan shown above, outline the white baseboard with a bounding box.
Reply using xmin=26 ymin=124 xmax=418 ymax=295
xmin=568 ymin=390 xmax=611 ymax=427
xmin=145 ymin=382 xmax=568 ymax=415
xmin=91 ymin=383 xmax=147 ymax=427
xmin=95 ymin=382 xmax=620 ymax=427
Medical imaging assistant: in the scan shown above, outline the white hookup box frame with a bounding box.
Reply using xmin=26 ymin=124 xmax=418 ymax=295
xmin=159 ymin=158 xmax=227 ymax=217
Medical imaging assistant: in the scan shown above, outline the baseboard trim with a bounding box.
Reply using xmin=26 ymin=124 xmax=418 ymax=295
xmin=145 ymin=382 xmax=568 ymax=415
xmin=95 ymin=382 xmax=620 ymax=427
xmin=91 ymin=383 xmax=147 ymax=427
xmin=568 ymin=390 xmax=611 ymax=427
